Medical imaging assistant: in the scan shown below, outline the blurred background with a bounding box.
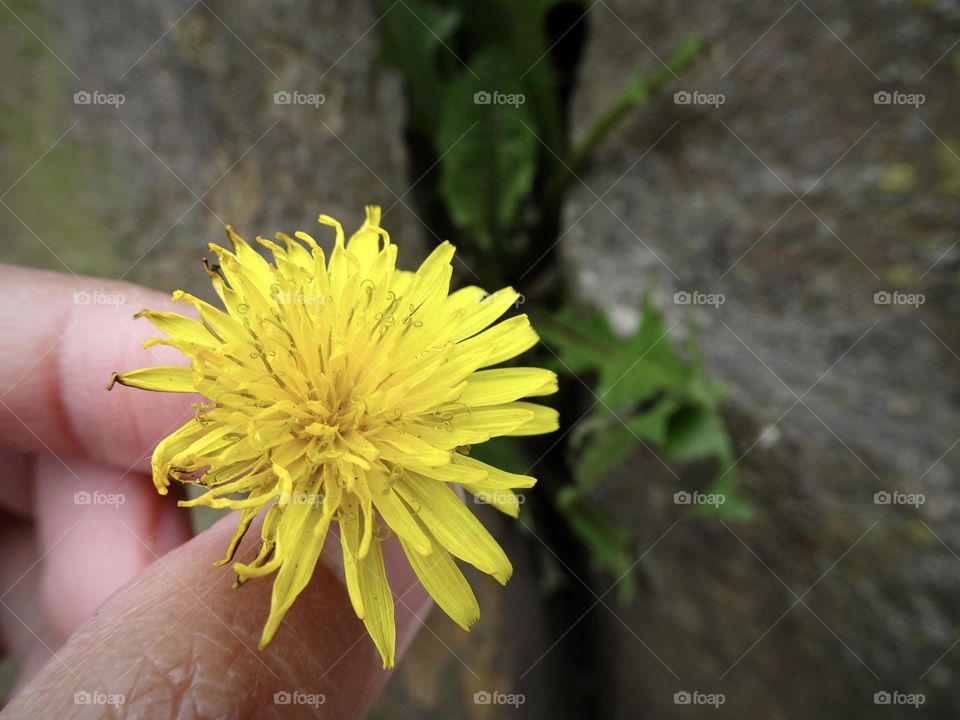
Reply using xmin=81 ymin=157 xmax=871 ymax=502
xmin=2 ymin=0 xmax=960 ymax=717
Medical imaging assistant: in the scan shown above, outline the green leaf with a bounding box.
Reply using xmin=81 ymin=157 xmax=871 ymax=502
xmin=572 ymin=396 xmax=678 ymax=490
xmin=539 ymin=299 xmax=686 ymax=410
xmin=555 ymin=488 xmax=636 ymax=602
xmin=625 ymin=396 xmax=679 ymax=446
xmin=602 ymin=299 xmax=688 ymax=408
xmin=662 ymin=403 xmax=730 ymax=465
xmin=573 ymin=421 xmax=636 ymax=491
xmin=538 ymin=306 xmax=622 ymax=377
xmin=436 ymin=49 xmax=537 ymax=251
xmin=549 ymin=297 xmax=750 ymax=527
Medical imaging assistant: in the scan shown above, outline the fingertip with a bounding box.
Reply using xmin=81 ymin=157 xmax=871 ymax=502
xmin=0 ymin=265 xmax=201 ymax=473
xmin=63 ymin=291 xmax=201 ymax=471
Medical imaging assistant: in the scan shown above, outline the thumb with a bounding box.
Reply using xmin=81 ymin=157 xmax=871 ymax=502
xmin=2 ymin=512 xmax=432 ymax=719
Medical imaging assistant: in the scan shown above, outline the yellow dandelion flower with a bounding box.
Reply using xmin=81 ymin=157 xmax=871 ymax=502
xmin=109 ymin=206 xmax=558 ymax=667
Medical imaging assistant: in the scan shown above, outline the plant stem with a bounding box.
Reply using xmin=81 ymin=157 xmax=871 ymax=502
xmin=546 ymin=36 xmax=705 ymax=202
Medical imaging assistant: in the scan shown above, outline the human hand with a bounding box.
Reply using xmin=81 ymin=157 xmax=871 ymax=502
xmin=0 ymin=264 xmax=431 ymax=718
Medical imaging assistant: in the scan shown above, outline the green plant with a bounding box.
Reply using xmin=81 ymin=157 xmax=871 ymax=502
xmin=377 ymin=0 xmax=744 ymax=595
xmin=540 ymin=299 xmax=750 ymax=599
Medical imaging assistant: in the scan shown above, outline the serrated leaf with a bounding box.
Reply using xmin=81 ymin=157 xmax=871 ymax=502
xmin=625 ymin=396 xmax=679 ymax=446
xmin=437 ymin=49 xmax=537 ymax=250
xmin=662 ymin=403 xmax=730 ymax=465
xmin=555 ymin=493 xmax=636 ymax=602
xmin=575 ymin=422 xmax=635 ymax=490
xmin=604 ymin=300 xmax=685 ymax=403
xmin=574 ymin=396 xmax=678 ymax=490
xmin=549 ymin=297 xmax=749 ymax=529
xmin=541 ymin=302 xmax=686 ymax=410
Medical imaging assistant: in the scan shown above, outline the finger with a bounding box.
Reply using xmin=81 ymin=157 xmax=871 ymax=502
xmin=33 ymin=453 xmax=192 ymax=644
xmin=0 ymin=264 xmax=201 ymax=473
xmin=4 ymin=512 xmax=432 ymax=719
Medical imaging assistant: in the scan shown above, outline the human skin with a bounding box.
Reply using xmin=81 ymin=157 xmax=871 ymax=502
xmin=0 ymin=264 xmax=431 ymax=719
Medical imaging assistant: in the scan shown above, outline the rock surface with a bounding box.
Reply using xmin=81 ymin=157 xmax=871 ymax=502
xmin=560 ymin=0 xmax=960 ymax=717
xmin=0 ymin=0 xmax=423 ymax=297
